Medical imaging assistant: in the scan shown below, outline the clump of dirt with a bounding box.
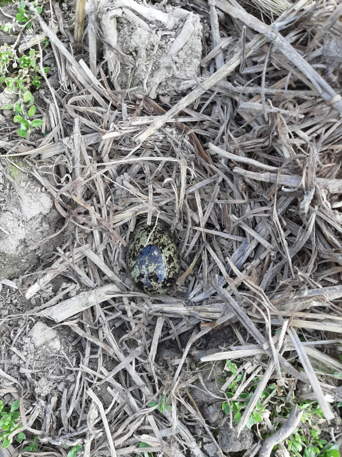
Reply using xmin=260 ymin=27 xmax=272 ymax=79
xmin=0 ymin=160 xmax=61 ymax=280
xmin=2 ymin=318 xmax=78 ymax=400
xmin=100 ymin=0 xmax=203 ymax=98
xmin=218 ymin=424 xmax=255 ymax=452
xmin=0 ymin=283 xmax=29 ymax=317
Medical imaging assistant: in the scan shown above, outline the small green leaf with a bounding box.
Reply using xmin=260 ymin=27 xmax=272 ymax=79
xmin=31 ymin=119 xmax=43 ymax=128
xmin=234 ymin=411 xmax=241 ymax=423
xmin=17 ymin=431 xmax=26 ymax=443
xmin=138 ymin=442 xmax=151 ymax=448
xmin=14 ymin=115 xmax=23 ymax=123
xmin=36 ymin=6 xmax=42 ymax=14
xmin=23 ymin=90 xmax=32 ymax=102
xmin=23 ymin=437 xmax=38 ymax=452
xmin=20 ymin=120 xmax=30 ymax=130
xmin=222 ymin=402 xmax=230 ymax=415
xmin=2 ymin=437 xmax=12 ymax=449
xmin=67 ymin=444 xmax=82 ymax=457
xmin=2 ymin=104 xmax=13 ymax=110
xmin=148 ymin=401 xmax=158 ymax=408
xmin=18 ymin=129 xmax=27 ymax=138
xmin=246 ymin=416 xmax=256 ymax=429
xmin=326 ymin=451 xmax=340 ymax=457
xmin=158 ymin=403 xmax=165 ymax=413
xmin=226 ymin=361 xmax=238 ymax=375
xmin=28 ymin=105 xmax=36 ymax=117
xmin=10 ymin=400 xmax=20 ymax=412
xmin=20 ymin=1 xmax=26 ymax=9
xmin=252 ymin=412 xmax=262 ymax=423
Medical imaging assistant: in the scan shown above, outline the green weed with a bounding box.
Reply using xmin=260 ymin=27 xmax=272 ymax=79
xmin=15 ymin=0 xmax=42 ymax=29
xmin=138 ymin=442 xmax=154 ymax=457
xmin=148 ymin=394 xmax=172 ymax=413
xmin=66 ymin=443 xmax=82 ymax=457
xmin=222 ymin=361 xmax=276 ymax=428
xmin=0 ymin=1 xmax=49 ymax=138
xmin=23 ymin=436 xmax=39 ymax=452
xmin=221 ymin=361 xmax=341 ymax=457
xmin=0 ymin=400 xmax=24 ymax=449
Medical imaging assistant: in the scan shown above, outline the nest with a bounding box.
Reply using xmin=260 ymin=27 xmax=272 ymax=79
xmin=0 ymin=0 xmax=342 ymax=455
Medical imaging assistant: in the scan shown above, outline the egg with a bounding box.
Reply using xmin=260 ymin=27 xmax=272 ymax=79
xmin=126 ymin=219 xmax=180 ymax=294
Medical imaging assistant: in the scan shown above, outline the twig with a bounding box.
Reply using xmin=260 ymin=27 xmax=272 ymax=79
xmin=288 ymin=328 xmax=335 ymax=421
xmin=87 ymin=389 xmax=117 ymax=457
xmin=75 ymin=0 xmax=86 ymax=43
xmin=259 ymin=406 xmax=303 ymax=457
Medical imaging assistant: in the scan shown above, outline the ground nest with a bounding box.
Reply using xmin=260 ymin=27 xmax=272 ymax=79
xmin=0 ymin=0 xmax=342 ymax=456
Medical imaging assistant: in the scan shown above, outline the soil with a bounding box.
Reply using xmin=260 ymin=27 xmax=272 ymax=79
xmin=0 ymin=160 xmax=63 ymax=281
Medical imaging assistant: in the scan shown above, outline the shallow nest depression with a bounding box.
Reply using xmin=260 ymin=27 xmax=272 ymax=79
xmin=1 ymin=0 xmax=342 ymax=455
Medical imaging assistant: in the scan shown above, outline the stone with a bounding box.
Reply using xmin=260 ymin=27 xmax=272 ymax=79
xmin=30 ymin=322 xmax=61 ymax=352
xmin=218 ymin=424 xmax=254 ymax=452
xmin=203 ymin=442 xmax=219 ymax=456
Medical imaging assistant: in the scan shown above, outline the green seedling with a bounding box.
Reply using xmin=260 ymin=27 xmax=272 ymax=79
xmin=0 ymin=43 xmax=48 ymax=137
xmin=138 ymin=442 xmax=154 ymax=457
xmin=220 ymin=360 xmax=340 ymax=457
xmin=67 ymin=443 xmax=83 ymax=457
xmin=1 ymin=23 xmax=15 ymax=33
xmin=4 ymin=90 xmax=43 ymax=138
xmin=222 ymin=394 xmax=267 ymax=428
xmin=222 ymin=360 xmax=276 ymax=429
xmin=319 ymin=443 xmax=340 ymax=457
xmin=148 ymin=394 xmax=172 ymax=413
xmin=0 ymin=400 xmax=24 ymax=449
xmin=23 ymin=436 xmax=39 ymax=452
xmin=16 ymin=0 xmax=42 ymax=29
xmin=285 ymin=402 xmax=340 ymax=457
xmin=299 ymin=401 xmax=324 ymax=425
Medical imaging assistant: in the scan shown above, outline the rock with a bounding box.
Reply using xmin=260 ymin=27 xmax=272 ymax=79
xmin=190 ymin=366 xmax=225 ymax=426
xmin=35 ymin=378 xmax=56 ymax=397
xmin=218 ymin=424 xmax=254 ymax=452
xmin=0 ymin=159 xmax=61 ymax=279
xmin=203 ymin=442 xmax=219 ymax=456
xmin=30 ymin=322 xmax=61 ymax=352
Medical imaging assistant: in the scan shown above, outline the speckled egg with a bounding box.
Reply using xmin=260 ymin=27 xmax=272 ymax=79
xmin=126 ymin=219 xmax=180 ymax=294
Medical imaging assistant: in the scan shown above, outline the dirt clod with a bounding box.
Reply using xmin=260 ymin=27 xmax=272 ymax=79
xmin=218 ymin=424 xmax=254 ymax=452
xmin=0 ymin=161 xmax=61 ymax=279
xmin=101 ymin=0 xmax=202 ymax=97
xmin=30 ymin=322 xmax=61 ymax=351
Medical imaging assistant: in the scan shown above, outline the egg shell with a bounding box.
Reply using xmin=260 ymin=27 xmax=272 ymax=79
xmin=126 ymin=219 xmax=180 ymax=294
